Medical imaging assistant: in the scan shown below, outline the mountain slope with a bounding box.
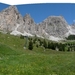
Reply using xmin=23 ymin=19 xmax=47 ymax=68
xmin=39 ymin=16 xmax=69 ymax=37
xmin=17 ymin=13 xmax=36 ymax=35
xmin=0 ymin=5 xmax=75 ymax=41
xmin=0 ymin=5 xmax=24 ymax=33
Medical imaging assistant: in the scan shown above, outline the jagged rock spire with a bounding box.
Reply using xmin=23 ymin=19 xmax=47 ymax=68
xmin=0 ymin=5 xmax=24 ymax=32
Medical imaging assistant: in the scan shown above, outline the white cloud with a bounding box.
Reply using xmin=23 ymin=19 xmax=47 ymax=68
xmin=73 ymin=20 xmax=75 ymax=23
xmin=0 ymin=0 xmax=75 ymax=5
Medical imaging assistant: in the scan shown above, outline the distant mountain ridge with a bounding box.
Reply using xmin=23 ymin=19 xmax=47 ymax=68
xmin=0 ymin=5 xmax=75 ymax=41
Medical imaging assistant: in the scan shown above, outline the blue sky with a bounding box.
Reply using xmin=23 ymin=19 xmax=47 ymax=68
xmin=0 ymin=3 xmax=75 ymax=25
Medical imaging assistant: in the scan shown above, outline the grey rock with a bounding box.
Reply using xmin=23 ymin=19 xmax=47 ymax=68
xmin=0 ymin=5 xmax=73 ymax=41
xmin=18 ymin=13 xmax=36 ymax=34
xmin=0 ymin=5 xmax=24 ymax=33
xmin=38 ymin=16 xmax=69 ymax=38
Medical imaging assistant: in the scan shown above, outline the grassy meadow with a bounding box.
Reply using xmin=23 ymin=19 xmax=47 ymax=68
xmin=0 ymin=33 xmax=75 ymax=75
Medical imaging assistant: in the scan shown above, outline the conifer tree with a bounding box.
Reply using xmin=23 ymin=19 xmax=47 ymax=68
xmin=43 ymin=39 xmax=47 ymax=49
xmin=48 ymin=41 xmax=51 ymax=49
xmin=28 ymin=40 xmax=33 ymax=50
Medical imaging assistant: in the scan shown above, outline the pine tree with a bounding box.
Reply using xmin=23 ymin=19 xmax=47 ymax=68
xmin=39 ymin=39 xmax=43 ymax=46
xmin=58 ymin=43 xmax=63 ymax=51
xmin=48 ymin=42 xmax=51 ymax=49
xmin=33 ymin=38 xmax=36 ymax=44
xmin=68 ymin=47 xmax=70 ymax=51
xmin=50 ymin=42 xmax=56 ymax=50
xmin=28 ymin=40 xmax=33 ymax=50
xmin=62 ymin=44 xmax=66 ymax=51
xmin=58 ymin=43 xmax=65 ymax=51
xmin=43 ymin=39 xmax=47 ymax=49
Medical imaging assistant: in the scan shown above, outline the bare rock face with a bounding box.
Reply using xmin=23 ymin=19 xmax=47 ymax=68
xmin=38 ymin=16 xmax=69 ymax=38
xmin=0 ymin=5 xmax=24 ymax=33
xmin=71 ymin=24 xmax=75 ymax=29
xmin=0 ymin=5 xmax=72 ymax=41
xmin=18 ymin=14 xmax=36 ymax=34
xmin=70 ymin=24 xmax=75 ymax=35
xmin=23 ymin=14 xmax=36 ymax=34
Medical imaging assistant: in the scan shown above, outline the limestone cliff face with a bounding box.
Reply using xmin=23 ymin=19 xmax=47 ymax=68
xmin=0 ymin=5 xmax=24 ymax=33
xmin=18 ymin=14 xmax=36 ymax=34
xmin=0 ymin=5 xmax=74 ymax=41
xmin=38 ymin=16 xmax=69 ymax=38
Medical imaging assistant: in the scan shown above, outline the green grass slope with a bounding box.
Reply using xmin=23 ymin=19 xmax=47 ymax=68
xmin=0 ymin=33 xmax=75 ymax=75
xmin=0 ymin=44 xmax=20 ymax=55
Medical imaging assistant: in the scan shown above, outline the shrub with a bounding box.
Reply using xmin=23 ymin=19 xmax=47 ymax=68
xmin=20 ymin=35 xmax=24 ymax=39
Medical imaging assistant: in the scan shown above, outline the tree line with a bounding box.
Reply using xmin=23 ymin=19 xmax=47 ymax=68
xmin=20 ymin=35 xmax=75 ymax=51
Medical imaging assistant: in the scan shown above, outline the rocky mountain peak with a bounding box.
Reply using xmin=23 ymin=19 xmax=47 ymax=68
xmin=1 ymin=5 xmax=18 ymax=14
xmin=39 ymin=15 xmax=69 ymax=38
xmin=0 ymin=5 xmax=75 ymax=41
xmin=23 ymin=13 xmax=34 ymax=24
xmin=17 ymin=13 xmax=36 ymax=34
xmin=0 ymin=5 xmax=24 ymax=33
xmin=44 ymin=16 xmax=68 ymax=24
xmin=24 ymin=13 xmax=31 ymax=18
xmin=19 ymin=13 xmax=36 ymax=34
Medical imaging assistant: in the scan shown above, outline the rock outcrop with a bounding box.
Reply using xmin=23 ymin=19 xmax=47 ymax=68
xmin=0 ymin=5 xmax=24 ymax=33
xmin=0 ymin=5 xmax=75 ymax=41
xmin=38 ymin=16 xmax=69 ymax=38
xmin=18 ymin=14 xmax=36 ymax=34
